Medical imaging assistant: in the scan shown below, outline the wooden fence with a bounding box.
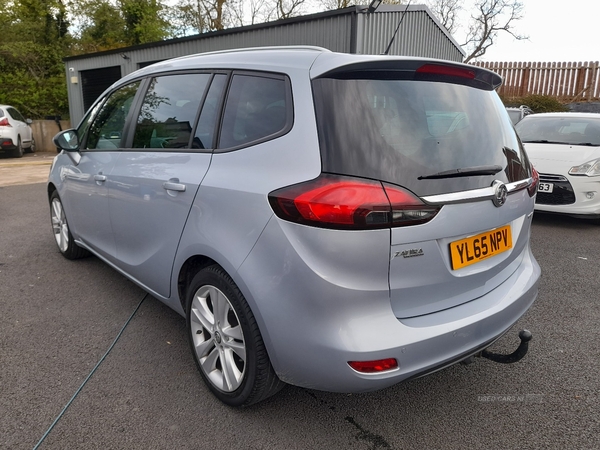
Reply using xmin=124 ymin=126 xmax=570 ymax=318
xmin=473 ymin=61 xmax=600 ymax=101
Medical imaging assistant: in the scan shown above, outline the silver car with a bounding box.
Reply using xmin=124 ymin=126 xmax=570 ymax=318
xmin=48 ymin=47 xmax=541 ymax=406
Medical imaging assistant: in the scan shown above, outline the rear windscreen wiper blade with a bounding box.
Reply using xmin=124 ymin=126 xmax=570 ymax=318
xmin=522 ymin=139 xmax=567 ymax=144
xmin=524 ymin=139 xmax=599 ymax=146
xmin=418 ymin=165 xmax=503 ymax=180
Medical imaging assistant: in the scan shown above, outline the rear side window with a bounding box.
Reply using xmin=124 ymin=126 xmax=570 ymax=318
xmin=133 ymin=73 xmax=211 ymax=149
xmin=194 ymin=74 xmax=227 ymax=149
xmin=313 ymin=76 xmax=529 ymax=197
xmin=8 ymin=108 xmax=25 ymax=122
xmin=218 ymin=74 xmax=290 ymax=149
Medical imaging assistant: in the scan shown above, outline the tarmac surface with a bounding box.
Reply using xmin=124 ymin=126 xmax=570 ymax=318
xmin=0 ymin=151 xmax=56 ymax=187
xmin=1 ymin=155 xmax=599 ymax=449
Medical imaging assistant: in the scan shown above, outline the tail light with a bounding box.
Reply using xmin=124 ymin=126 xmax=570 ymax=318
xmin=414 ymin=63 xmax=502 ymax=90
xmin=348 ymin=358 xmax=398 ymax=373
xmin=528 ymin=166 xmax=539 ymax=197
xmin=0 ymin=118 xmax=11 ymax=127
xmin=416 ymin=64 xmax=476 ymax=80
xmin=268 ymin=174 xmax=439 ymax=230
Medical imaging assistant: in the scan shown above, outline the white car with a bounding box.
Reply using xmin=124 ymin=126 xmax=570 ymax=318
xmin=516 ymin=112 xmax=600 ymax=218
xmin=0 ymin=104 xmax=35 ymax=158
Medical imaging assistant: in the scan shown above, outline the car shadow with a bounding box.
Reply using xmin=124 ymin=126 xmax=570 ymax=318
xmin=532 ymin=211 xmax=600 ymax=228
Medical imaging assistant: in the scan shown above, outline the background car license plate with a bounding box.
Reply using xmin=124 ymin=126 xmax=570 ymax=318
xmin=450 ymin=225 xmax=512 ymax=270
xmin=538 ymin=182 xmax=554 ymax=193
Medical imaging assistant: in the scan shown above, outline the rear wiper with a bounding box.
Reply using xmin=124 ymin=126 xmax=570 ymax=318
xmin=418 ymin=165 xmax=503 ymax=180
xmin=524 ymin=139 xmax=600 ymax=146
xmin=522 ymin=139 xmax=568 ymax=144
xmin=573 ymin=142 xmax=600 ymax=147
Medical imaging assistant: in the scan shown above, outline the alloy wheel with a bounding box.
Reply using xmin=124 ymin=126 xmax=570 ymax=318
xmin=190 ymin=284 xmax=246 ymax=392
xmin=51 ymin=197 xmax=69 ymax=253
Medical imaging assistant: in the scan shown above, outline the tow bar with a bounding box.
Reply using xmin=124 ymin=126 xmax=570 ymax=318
xmin=461 ymin=330 xmax=533 ymax=365
xmin=481 ymin=329 xmax=532 ymax=364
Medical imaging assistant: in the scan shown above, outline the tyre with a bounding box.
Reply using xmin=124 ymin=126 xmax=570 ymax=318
xmin=11 ymin=137 xmax=23 ymax=158
xmin=186 ymin=265 xmax=285 ymax=407
xmin=25 ymin=137 xmax=36 ymax=153
xmin=49 ymin=191 xmax=89 ymax=260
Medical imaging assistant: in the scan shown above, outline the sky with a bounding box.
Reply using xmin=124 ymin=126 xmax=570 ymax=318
xmin=467 ymin=0 xmax=599 ymax=63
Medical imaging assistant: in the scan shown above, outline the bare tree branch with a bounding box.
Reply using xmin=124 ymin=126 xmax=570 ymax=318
xmin=316 ymin=0 xmax=356 ymax=11
xmin=426 ymin=0 xmax=462 ymax=33
xmin=461 ymin=0 xmax=527 ymax=63
xmin=267 ymin=0 xmax=307 ymax=20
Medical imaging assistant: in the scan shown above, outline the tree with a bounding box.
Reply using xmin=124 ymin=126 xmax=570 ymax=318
xmin=119 ymin=0 xmax=171 ymax=45
xmin=235 ymin=0 xmax=270 ymax=26
xmin=71 ymin=0 xmax=128 ymax=53
xmin=0 ymin=0 xmax=71 ymax=117
xmin=169 ymin=0 xmax=250 ymax=35
xmin=426 ymin=0 xmax=461 ymax=34
xmin=71 ymin=0 xmax=172 ymax=50
xmin=426 ymin=0 xmax=527 ymax=63
xmin=271 ymin=0 xmax=307 ymax=19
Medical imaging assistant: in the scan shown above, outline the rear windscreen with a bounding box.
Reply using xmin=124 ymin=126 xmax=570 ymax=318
xmin=312 ymin=76 xmax=530 ymax=196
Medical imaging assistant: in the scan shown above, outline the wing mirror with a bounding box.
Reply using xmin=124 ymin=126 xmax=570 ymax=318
xmin=53 ymin=129 xmax=80 ymax=152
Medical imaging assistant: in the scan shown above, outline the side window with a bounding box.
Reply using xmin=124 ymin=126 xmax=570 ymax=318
xmin=86 ymin=81 xmax=140 ymax=150
xmin=194 ymin=74 xmax=227 ymax=149
xmin=77 ymin=101 xmax=104 ymax=146
xmin=218 ymin=74 xmax=290 ymax=149
xmin=8 ymin=108 xmax=25 ymax=122
xmin=133 ymin=73 xmax=211 ymax=149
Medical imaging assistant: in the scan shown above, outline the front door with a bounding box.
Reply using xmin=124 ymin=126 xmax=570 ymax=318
xmin=62 ymin=82 xmax=141 ymax=258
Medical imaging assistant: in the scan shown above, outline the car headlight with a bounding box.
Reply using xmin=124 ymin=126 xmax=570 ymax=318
xmin=569 ymin=158 xmax=600 ymax=176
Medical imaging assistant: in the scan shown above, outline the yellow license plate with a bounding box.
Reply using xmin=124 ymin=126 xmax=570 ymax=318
xmin=449 ymin=225 xmax=512 ymax=270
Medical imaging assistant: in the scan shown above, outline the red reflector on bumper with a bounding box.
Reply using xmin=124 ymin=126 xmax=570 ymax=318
xmin=348 ymin=358 xmax=398 ymax=373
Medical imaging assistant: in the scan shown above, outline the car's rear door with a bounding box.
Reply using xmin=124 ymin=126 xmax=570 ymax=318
xmin=311 ymin=62 xmax=537 ymax=319
xmin=107 ymin=72 xmax=227 ymax=298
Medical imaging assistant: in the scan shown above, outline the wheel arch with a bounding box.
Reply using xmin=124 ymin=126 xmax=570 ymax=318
xmin=176 ymin=252 xmax=279 ymax=372
xmin=47 ymin=182 xmax=57 ymax=200
xmin=177 ymin=255 xmax=219 ymax=311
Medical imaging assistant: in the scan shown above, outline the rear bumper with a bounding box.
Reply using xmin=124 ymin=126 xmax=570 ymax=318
xmin=236 ymin=217 xmax=540 ymax=393
xmin=390 ymin=251 xmax=539 ymax=383
xmin=0 ymin=138 xmax=16 ymax=149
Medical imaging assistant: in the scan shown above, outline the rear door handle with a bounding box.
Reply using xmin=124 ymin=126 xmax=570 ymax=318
xmin=163 ymin=179 xmax=186 ymax=192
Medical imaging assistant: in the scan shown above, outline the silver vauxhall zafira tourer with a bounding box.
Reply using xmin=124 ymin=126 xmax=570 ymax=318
xmin=48 ymin=46 xmax=541 ymax=406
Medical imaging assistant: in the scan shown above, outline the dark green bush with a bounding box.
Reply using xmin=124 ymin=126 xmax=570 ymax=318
xmin=501 ymin=95 xmax=569 ymax=113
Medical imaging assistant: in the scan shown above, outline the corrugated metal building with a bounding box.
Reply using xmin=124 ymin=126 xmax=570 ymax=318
xmin=63 ymin=4 xmax=464 ymax=123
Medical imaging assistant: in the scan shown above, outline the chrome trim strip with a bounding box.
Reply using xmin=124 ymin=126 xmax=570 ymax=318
xmin=539 ymin=173 xmax=568 ymax=182
xmin=422 ymin=178 xmax=533 ymax=205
